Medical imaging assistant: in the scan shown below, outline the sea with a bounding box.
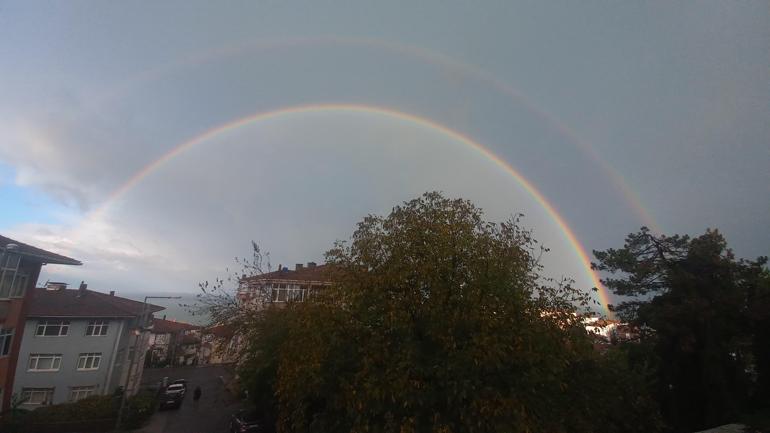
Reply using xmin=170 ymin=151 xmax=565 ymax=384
xmin=123 ymin=292 xmax=211 ymax=326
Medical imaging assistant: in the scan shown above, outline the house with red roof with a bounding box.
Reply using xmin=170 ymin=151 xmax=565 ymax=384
xmin=147 ymin=317 xmax=200 ymax=367
xmin=238 ymin=262 xmax=333 ymax=305
xmin=200 ymin=324 xmax=240 ymax=365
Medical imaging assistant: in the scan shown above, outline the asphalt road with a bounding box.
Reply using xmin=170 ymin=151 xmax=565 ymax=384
xmin=134 ymin=365 xmax=244 ymax=433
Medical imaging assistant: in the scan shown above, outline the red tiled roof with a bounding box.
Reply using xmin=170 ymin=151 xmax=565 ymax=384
xmin=1 ymin=234 xmax=81 ymax=266
xmin=243 ymin=264 xmax=332 ymax=284
xmin=152 ymin=318 xmax=200 ymax=333
xmin=27 ymin=287 xmax=164 ymax=318
xmin=204 ymin=324 xmax=234 ymax=338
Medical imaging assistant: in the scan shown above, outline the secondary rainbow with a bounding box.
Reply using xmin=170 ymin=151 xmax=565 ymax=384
xmin=88 ymin=35 xmax=660 ymax=233
xmin=93 ymin=103 xmax=612 ymax=314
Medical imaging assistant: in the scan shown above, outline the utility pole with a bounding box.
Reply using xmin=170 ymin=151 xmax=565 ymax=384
xmin=115 ymin=295 xmax=180 ymax=429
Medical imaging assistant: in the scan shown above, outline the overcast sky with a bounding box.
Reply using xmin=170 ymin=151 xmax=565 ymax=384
xmin=1 ymin=1 xmax=768 ymax=311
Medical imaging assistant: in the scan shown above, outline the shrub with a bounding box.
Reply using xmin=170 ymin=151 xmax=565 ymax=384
xmin=120 ymin=390 xmax=157 ymax=429
xmin=31 ymin=395 xmax=116 ymax=423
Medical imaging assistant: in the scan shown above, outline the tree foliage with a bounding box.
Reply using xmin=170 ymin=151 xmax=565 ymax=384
xmin=593 ymin=227 xmax=769 ymax=431
xmin=240 ymin=192 xmax=661 ymax=433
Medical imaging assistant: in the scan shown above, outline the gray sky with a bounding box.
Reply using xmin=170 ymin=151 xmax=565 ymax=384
xmin=1 ymin=1 xmax=768 ymax=313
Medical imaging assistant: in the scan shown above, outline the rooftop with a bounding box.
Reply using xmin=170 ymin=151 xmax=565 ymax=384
xmin=152 ymin=317 xmax=200 ymax=333
xmin=204 ymin=323 xmax=235 ymax=338
xmin=1 ymin=234 xmax=81 ymax=266
xmin=242 ymin=263 xmax=332 ymax=284
xmin=28 ymin=287 xmax=164 ymax=318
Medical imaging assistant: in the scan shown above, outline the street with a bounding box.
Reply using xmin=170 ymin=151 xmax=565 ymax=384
xmin=134 ymin=365 xmax=244 ymax=433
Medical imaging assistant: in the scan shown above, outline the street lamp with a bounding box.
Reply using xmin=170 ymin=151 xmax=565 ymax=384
xmin=115 ymin=295 xmax=181 ymax=429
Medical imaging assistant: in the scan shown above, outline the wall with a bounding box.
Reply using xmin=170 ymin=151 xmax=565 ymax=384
xmin=108 ymin=315 xmax=150 ymax=397
xmin=12 ymin=317 xmax=130 ymax=406
xmin=0 ymin=259 xmax=41 ymax=410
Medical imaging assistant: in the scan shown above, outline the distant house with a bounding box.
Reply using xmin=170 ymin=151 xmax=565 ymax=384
xmin=12 ymin=283 xmax=163 ymax=407
xmin=147 ymin=318 xmax=200 ymax=367
xmin=200 ymin=324 xmax=239 ymax=365
xmin=237 ymin=262 xmax=333 ymax=305
xmin=0 ymin=235 xmax=80 ymax=411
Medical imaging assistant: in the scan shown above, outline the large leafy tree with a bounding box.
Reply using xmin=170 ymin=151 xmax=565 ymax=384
xmin=593 ymin=227 xmax=769 ymax=431
xmin=243 ymin=192 xmax=661 ymax=433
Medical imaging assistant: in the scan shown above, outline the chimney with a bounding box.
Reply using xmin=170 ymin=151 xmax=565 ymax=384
xmin=109 ymin=290 xmax=115 ymax=296
xmin=295 ymin=263 xmax=304 ymax=271
xmin=77 ymin=281 xmax=87 ymax=297
xmin=307 ymin=262 xmax=317 ymax=268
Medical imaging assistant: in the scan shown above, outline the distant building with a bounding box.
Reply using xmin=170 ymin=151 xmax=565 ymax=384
xmin=237 ymin=262 xmax=333 ymax=305
xmin=147 ymin=318 xmax=200 ymax=367
xmin=206 ymin=262 xmax=333 ymax=365
xmin=200 ymin=324 xmax=240 ymax=365
xmin=12 ymin=284 xmax=163 ymax=407
xmin=0 ymin=235 xmax=80 ymax=411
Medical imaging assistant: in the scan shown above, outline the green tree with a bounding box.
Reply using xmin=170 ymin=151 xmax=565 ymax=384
xmin=593 ymin=227 xmax=768 ymax=431
xmin=244 ymin=192 xmax=661 ymax=433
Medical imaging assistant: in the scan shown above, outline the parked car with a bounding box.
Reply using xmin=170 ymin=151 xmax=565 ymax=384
xmin=230 ymin=410 xmax=264 ymax=433
xmin=170 ymin=379 xmax=188 ymax=391
xmin=159 ymin=383 xmax=186 ymax=409
xmin=167 ymin=383 xmax=186 ymax=395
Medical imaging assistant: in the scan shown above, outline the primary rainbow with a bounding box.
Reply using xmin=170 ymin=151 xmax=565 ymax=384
xmin=93 ymin=103 xmax=612 ymax=314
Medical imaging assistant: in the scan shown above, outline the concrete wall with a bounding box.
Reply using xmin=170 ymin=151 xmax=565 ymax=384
xmin=12 ymin=317 xmax=130 ymax=406
xmin=109 ymin=321 xmax=149 ymax=397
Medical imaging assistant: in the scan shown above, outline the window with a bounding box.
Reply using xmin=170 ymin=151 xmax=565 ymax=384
xmin=0 ymin=253 xmax=26 ymax=299
xmin=0 ymin=329 xmax=12 ymax=356
xmin=277 ymin=288 xmax=287 ymax=302
xmin=288 ymin=288 xmax=304 ymax=302
xmin=21 ymin=388 xmax=54 ymax=405
xmin=28 ymin=354 xmax=62 ymax=371
xmin=86 ymin=320 xmax=109 ymax=336
xmin=36 ymin=320 xmax=70 ymax=336
xmin=77 ymin=353 xmax=101 ymax=370
xmin=10 ymin=273 xmax=27 ymax=297
xmin=70 ymin=385 xmax=96 ymax=401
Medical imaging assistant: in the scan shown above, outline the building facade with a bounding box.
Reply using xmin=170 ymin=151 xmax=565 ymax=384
xmin=147 ymin=318 xmax=200 ymax=367
xmin=12 ymin=285 xmax=163 ymax=407
xmin=237 ymin=262 xmax=333 ymax=305
xmin=0 ymin=235 xmax=80 ymax=411
xmin=200 ymin=324 xmax=240 ymax=365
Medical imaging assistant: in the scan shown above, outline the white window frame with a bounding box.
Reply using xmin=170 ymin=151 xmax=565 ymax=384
xmin=77 ymin=353 xmax=101 ymax=371
xmin=0 ymin=328 xmax=13 ymax=357
xmin=85 ymin=320 xmax=109 ymax=336
xmin=36 ymin=320 xmax=70 ymax=337
xmin=21 ymin=387 xmax=55 ymax=405
xmin=28 ymin=354 xmax=62 ymax=372
xmin=69 ymin=385 xmax=97 ymax=401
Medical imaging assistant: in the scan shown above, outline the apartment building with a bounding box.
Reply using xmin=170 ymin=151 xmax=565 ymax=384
xmin=237 ymin=262 xmax=333 ymax=304
xmin=0 ymin=235 xmax=80 ymax=411
xmin=12 ymin=284 xmax=163 ymax=407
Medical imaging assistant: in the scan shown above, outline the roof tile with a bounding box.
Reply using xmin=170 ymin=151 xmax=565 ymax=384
xmin=28 ymin=287 xmax=164 ymax=318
